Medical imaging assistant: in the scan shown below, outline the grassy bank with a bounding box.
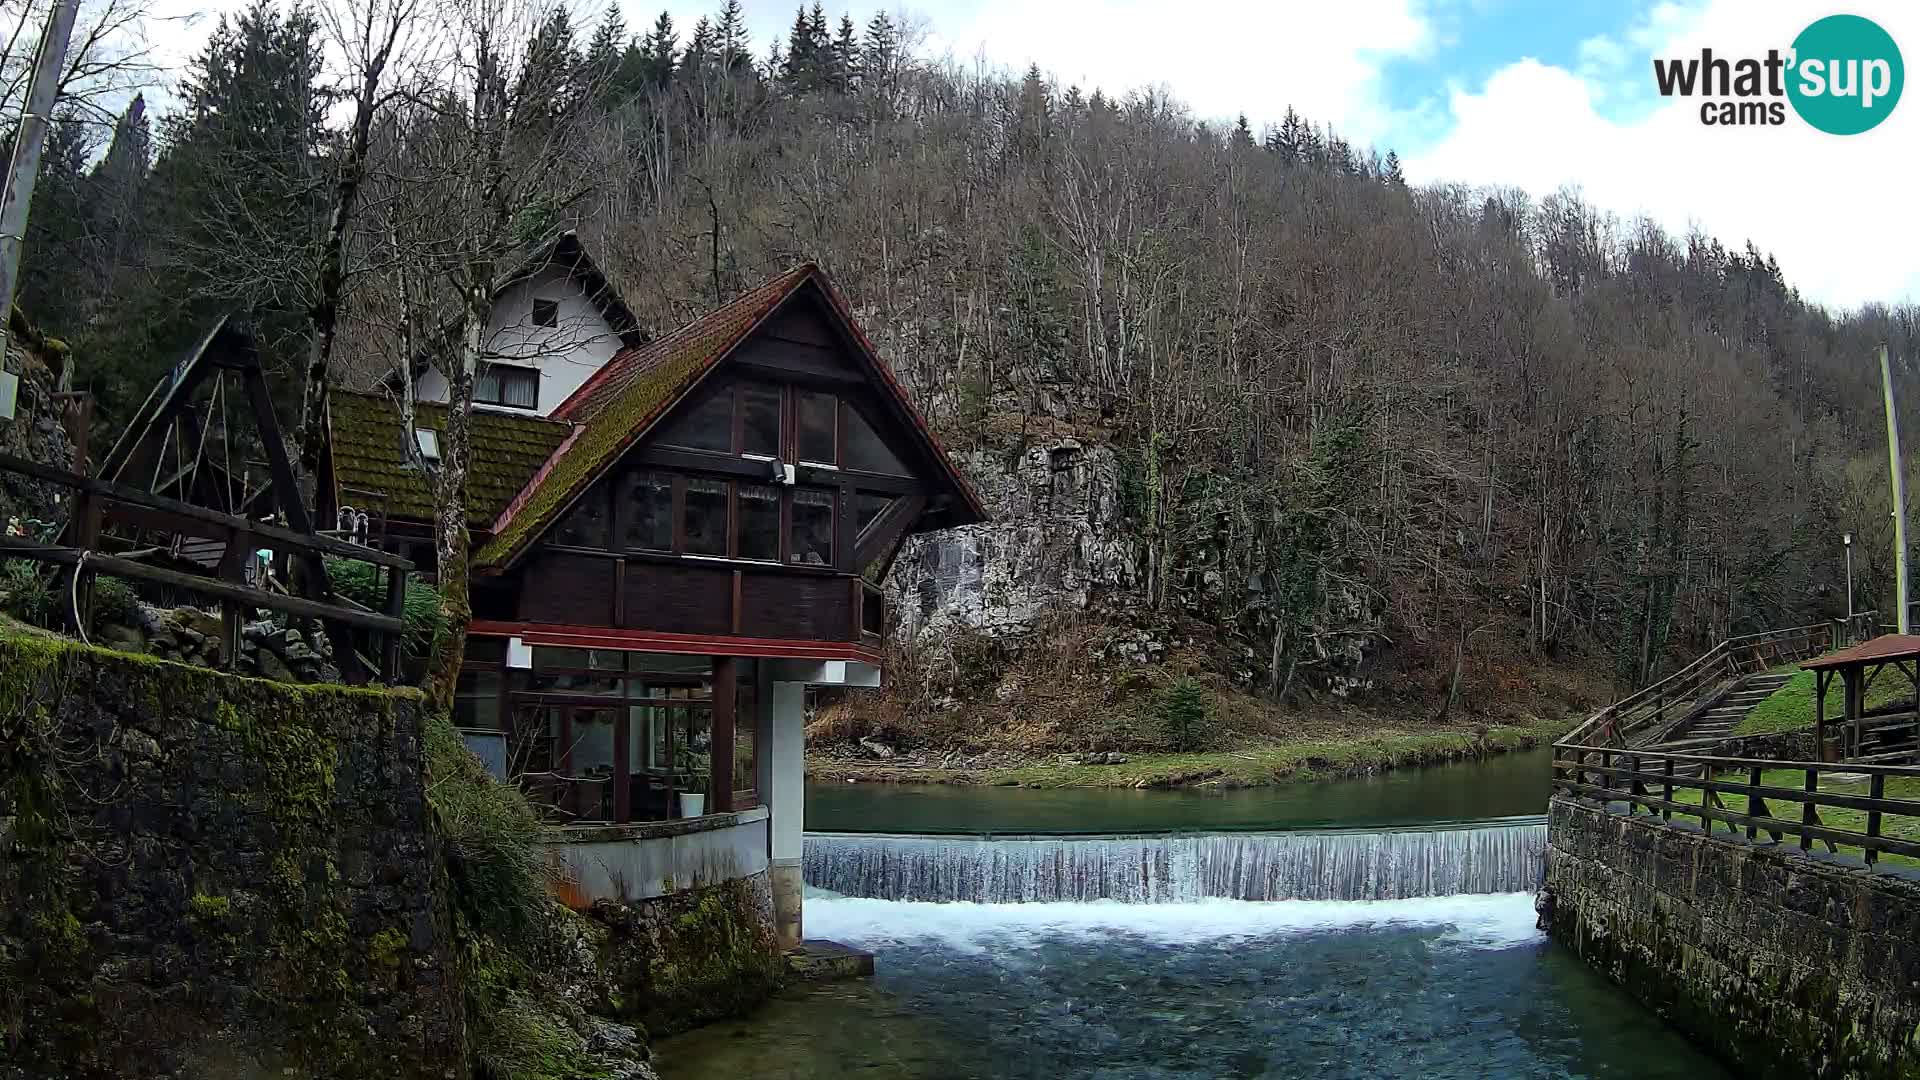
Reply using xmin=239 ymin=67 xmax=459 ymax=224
xmin=807 ymin=717 xmax=1572 ymax=789
xmin=1736 ymin=665 xmax=1912 ymax=736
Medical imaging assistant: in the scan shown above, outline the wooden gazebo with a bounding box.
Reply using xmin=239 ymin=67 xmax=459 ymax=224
xmin=1802 ymin=634 xmax=1920 ymax=761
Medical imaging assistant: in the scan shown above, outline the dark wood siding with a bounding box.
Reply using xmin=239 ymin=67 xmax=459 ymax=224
xmin=740 ymin=572 xmax=851 ymax=641
xmin=519 ymin=553 xmax=617 ymax=625
xmin=621 ymin=561 xmax=733 ymax=636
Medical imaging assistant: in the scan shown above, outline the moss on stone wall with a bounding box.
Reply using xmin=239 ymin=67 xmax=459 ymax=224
xmin=593 ymin=872 xmax=784 ymax=1039
xmin=0 ymin=630 xmax=464 ymax=1079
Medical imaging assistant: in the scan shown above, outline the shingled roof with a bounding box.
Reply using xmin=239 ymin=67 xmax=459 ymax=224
xmin=327 ymin=391 xmax=571 ymax=527
xmin=473 ymin=263 xmax=986 ymax=570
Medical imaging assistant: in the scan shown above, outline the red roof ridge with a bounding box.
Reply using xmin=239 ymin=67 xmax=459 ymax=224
xmin=490 ymin=422 xmax=587 ymax=534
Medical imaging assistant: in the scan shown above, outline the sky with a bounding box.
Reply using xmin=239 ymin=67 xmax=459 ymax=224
xmin=149 ymin=0 xmax=1920 ymax=311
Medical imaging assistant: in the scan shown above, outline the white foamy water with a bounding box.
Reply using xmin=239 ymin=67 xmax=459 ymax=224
xmin=806 ymin=892 xmax=1544 ymax=954
xmin=804 ymin=820 xmax=1545 ymax=903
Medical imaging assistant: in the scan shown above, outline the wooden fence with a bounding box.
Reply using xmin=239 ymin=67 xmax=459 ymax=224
xmin=0 ymin=449 xmax=412 ymax=681
xmin=1553 ymin=744 xmax=1920 ymax=866
xmin=1560 ymin=614 xmax=1878 ymax=749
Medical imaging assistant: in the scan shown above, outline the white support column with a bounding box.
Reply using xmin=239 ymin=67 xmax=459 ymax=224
xmin=767 ymin=680 xmax=806 ymax=949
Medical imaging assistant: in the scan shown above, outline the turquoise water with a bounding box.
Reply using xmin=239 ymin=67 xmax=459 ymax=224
xmin=658 ymin=752 xmax=1728 ymax=1079
xmin=656 ymin=893 xmax=1728 ymax=1079
xmin=805 ymin=747 xmax=1554 ymax=834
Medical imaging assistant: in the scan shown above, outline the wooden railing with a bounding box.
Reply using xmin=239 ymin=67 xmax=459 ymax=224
xmin=1553 ymin=744 xmax=1920 ymax=866
xmin=1560 ymin=613 xmax=1878 ymax=749
xmin=0 ymin=449 xmax=412 ymax=681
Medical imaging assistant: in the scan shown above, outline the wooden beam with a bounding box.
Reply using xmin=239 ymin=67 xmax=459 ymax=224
xmin=0 ymin=536 xmax=405 ymax=634
xmin=710 ymin=656 xmax=736 ymax=814
xmin=0 ymin=450 xmax=411 ymax=569
xmin=854 ymin=494 xmax=928 ymax=569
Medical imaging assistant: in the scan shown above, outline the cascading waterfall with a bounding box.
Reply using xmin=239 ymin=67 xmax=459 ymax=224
xmin=803 ymin=818 xmax=1544 ymax=903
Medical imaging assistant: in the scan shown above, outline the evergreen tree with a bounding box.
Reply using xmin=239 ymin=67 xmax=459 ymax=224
xmin=1274 ymin=106 xmax=1307 ymax=164
xmin=1383 ymin=149 xmax=1405 ymax=187
xmin=516 ymin=9 xmax=583 ymax=122
xmin=681 ymin=17 xmax=715 ymax=84
xmin=832 ymin=13 xmax=859 ymax=93
xmin=861 ymin=10 xmax=899 ymax=97
xmin=716 ymin=0 xmax=752 ymax=73
xmin=584 ymin=7 xmax=626 ymax=102
xmin=1230 ymin=113 xmax=1254 ymax=151
xmin=639 ymin=11 xmax=677 ymax=88
xmin=781 ymin=4 xmax=826 ymax=92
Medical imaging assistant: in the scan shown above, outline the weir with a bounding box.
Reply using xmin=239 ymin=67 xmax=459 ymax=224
xmin=803 ymin=817 xmax=1545 ymax=903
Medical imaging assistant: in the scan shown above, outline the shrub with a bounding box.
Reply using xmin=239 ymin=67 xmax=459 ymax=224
xmin=424 ymin=709 xmax=547 ymax=944
xmin=325 ymin=556 xmax=446 ymax=657
xmin=90 ymin=576 xmax=138 ymax=627
xmin=0 ymin=558 xmax=54 ymax=626
xmin=1155 ymin=676 xmax=1212 ymax=752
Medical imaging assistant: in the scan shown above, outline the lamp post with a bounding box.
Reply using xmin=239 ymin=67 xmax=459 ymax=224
xmin=1845 ymin=532 xmax=1855 ymax=635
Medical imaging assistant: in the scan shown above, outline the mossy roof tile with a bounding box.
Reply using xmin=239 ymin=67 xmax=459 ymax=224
xmin=327 ymin=391 xmax=570 ymax=527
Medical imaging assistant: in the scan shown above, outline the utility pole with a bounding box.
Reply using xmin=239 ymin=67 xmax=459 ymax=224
xmin=1882 ymin=343 xmax=1910 ymax=634
xmin=0 ymin=0 xmax=81 ymax=383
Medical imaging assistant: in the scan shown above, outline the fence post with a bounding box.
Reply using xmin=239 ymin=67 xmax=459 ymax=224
xmin=1746 ymin=765 xmax=1762 ymax=841
xmin=1867 ymin=772 xmax=1885 ymax=867
xmin=1801 ymin=768 xmax=1818 ymax=851
xmin=1662 ymin=757 xmax=1674 ymax=821
xmin=1700 ymin=761 xmax=1713 ymax=834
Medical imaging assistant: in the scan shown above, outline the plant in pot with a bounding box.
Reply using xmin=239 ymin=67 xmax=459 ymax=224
xmin=675 ymin=747 xmax=711 ymax=818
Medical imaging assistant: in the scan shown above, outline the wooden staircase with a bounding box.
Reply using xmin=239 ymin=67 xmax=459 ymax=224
xmin=1673 ymin=671 xmax=1795 ymax=743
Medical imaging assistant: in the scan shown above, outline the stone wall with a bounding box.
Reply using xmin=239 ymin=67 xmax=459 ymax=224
xmin=1545 ymin=795 xmax=1920 ymax=1080
xmin=589 ymin=870 xmax=784 ymax=1039
xmin=0 ymin=632 xmax=464 ymax=1079
xmin=1714 ymin=728 xmax=1820 ymax=761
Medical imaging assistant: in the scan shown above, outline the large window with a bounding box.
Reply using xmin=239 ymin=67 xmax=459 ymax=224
xmin=622 ymin=470 xmax=674 ymax=551
xmin=659 ymin=385 xmax=733 ymax=452
xmin=475 ymin=363 xmax=539 ymax=409
xmin=843 ymin=403 xmax=909 ymax=476
xmin=740 ymin=384 xmax=782 ymax=457
xmin=791 ymin=488 xmax=835 ymax=566
xmin=554 ymin=480 xmax=611 ymax=547
xmin=737 ymin=483 xmax=781 ymax=561
xmin=684 ymin=478 xmax=729 ymax=555
xmin=797 ymin=390 xmax=837 ymax=464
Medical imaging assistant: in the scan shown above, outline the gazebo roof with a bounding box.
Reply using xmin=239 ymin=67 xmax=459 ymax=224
xmin=1802 ymin=633 xmax=1920 ymax=671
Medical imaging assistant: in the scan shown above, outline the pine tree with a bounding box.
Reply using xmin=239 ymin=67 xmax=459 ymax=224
xmin=861 ymin=10 xmax=898 ymax=97
xmin=832 ymin=13 xmax=858 ymax=93
xmin=1275 ymin=106 xmax=1307 ymax=164
xmin=584 ymin=7 xmax=626 ymax=102
xmin=716 ymin=0 xmax=751 ymax=73
xmin=1383 ymin=150 xmax=1406 ymax=187
xmin=681 ymin=17 xmax=714 ymax=84
xmin=780 ymin=5 xmax=821 ymax=92
xmin=639 ymin=11 xmax=677 ymax=88
xmin=516 ymin=9 xmax=583 ymax=122
xmin=1014 ymin=63 xmax=1050 ymax=155
xmin=1230 ymin=113 xmax=1254 ymax=151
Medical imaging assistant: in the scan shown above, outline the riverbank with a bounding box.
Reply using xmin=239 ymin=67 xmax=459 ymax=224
xmin=807 ymin=717 xmax=1571 ymax=789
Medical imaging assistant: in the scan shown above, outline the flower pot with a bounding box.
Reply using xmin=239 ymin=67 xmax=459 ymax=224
xmin=679 ymin=792 xmax=706 ymax=818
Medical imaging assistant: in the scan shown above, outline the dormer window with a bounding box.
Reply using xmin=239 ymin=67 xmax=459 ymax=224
xmin=475 ymin=363 xmax=539 ymax=410
xmin=531 ymin=297 xmax=560 ymax=328
xmin=414 ymin=427 xmax=440 ymax=464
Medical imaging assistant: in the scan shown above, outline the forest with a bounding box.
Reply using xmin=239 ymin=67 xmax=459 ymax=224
xmin=12 ymin=0 xmax=1920 ymax=727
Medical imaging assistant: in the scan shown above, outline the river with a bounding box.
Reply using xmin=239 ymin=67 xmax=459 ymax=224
xmin=655 ymin=750 xmax=1730 ymax=1079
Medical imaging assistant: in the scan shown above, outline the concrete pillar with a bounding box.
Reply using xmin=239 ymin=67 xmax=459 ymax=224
xmin=768 ymin=680 xmax=806 ymax=950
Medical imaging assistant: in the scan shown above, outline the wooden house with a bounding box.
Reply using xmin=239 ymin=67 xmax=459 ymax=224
xmin=325 ymin=256 xmax=984 ymax=943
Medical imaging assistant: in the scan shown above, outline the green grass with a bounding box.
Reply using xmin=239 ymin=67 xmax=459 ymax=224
xmin=1735 ymin=664 xmax=1913 ymax=736
xmin=811 ymin=718 xmax=1571 ymax=789
xmin=1663 ymin=766 xmax=1920 ymax=868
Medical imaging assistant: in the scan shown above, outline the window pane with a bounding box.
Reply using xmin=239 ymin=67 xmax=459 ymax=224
xmin=855 ymin=493 xmax=895 ymax=537
xmin=740 ymin=383 xmax=781 ymax=457
xmin=474 ymin=367 xmax=500 ymax=403
xmin=535 ymin=647 xmax=589 ymax=669
xmin=843 ymin=404 xmax=909 ymax=475
xmin=621 ymin=470 xmax=673 ymax=551
xmin=502 ymin=369 xmax=538 ymax=408
xmin=554 ymin=481 xmax=610 ymax=548
xmin=454 ymin=669 xmax=501 ymax=729
xmin=531 ymin=298 xmax=559 ymax=327
xmin=685 ymin=478 xmax=729 ymax=555
xmin=737 ymin=483 xmax=780 ymax=561
xmin=659 ymin=385 xmax=733 ymax=452
xmin=734 ymin=664 xmax=758 ymax=799
xmin=790 ymin=488 xmax=835 ymax=566
xmin=798 ymin=391 xmax=836 ymax=463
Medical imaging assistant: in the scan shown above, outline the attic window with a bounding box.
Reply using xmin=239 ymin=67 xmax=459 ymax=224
xmin=531 ymin=298 xmax=560 ymax=328
xmin=414 ymin=427 xmax=440 ymax=463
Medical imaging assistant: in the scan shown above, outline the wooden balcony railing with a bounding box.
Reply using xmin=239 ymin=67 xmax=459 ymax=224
xmin=1552 ymin=744 xmax=1920 ymax=866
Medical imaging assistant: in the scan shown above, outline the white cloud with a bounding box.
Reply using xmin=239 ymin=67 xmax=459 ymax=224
xmin=910 ymin=0 xmax=1431 ymax=139
xmin=1403 ymin=0 xmax=1920 ymax=310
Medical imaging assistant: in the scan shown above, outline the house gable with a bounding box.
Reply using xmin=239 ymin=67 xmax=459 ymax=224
xmin=474 ymin=265 xmax=983 ymax=576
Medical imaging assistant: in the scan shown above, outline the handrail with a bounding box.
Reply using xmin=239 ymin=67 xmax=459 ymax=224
xmin=1560 ymin=613 xmax=1877 ymax=749
xmin=1552 ymin=743 xmax=1920 ymax=865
